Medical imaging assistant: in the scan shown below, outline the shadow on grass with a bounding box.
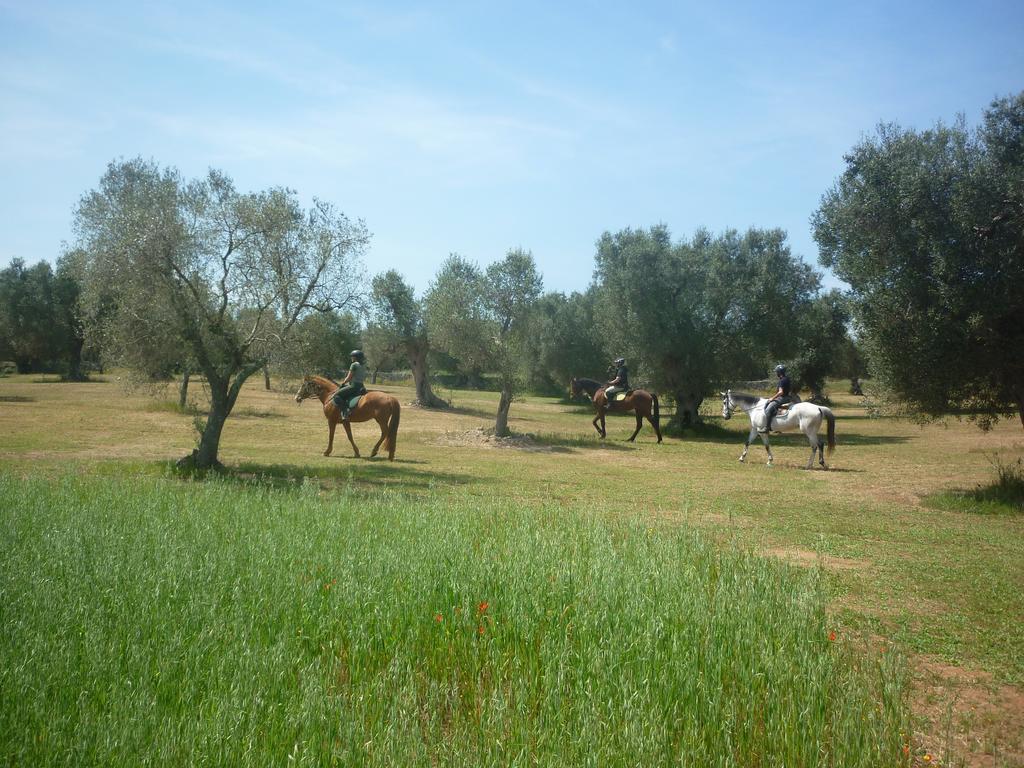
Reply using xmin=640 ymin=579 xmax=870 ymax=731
xmin=446 ymin=404 xmax=499 ymax=420
xmin=925 ymin=457 xmax=1024 ymax=515
xmin=0 ymin=395 xmax=34 ymax=403
xmin=666 ymin=419 xmax=912 ymax=447
xmin=528 ymin=433 xmax=636 ymax=452
xmin=231 ymin=407 xmax=286 ymax=419
xmin=169 ymin=458 xmax=478 ymax=494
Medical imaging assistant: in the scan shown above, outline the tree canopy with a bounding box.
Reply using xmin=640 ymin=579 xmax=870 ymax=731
xmin=813 ymin=92 xmax=1024 ymax=428
xmin=371 ymin=270 xmax=447 ymax=407
xmin=72 ymin=158 xmax=369 ymax=467
xmin=593 ymin=225 xmax=821 ymax=425
xmin=0 ymin=257 xmax=85 ymax=379
xmin=425 ymin=250 xmax=542 ymax=434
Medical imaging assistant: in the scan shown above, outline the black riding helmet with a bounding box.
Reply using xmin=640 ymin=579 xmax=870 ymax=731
xmin=614 ymin=357 xmax=626 ymax=367
xmin=350 ymin=349 xmax=366 ymax=362
xmin=774 ymin=364 xmax=786 ymax=375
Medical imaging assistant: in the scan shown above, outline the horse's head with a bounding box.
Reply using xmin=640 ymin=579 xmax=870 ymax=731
xmin=569 ymin=377 xmax=579 ymax=400
xmin=720 ymin=390 xmax=733 ymax=420
xmin=294 ymin=376 xmax=320 ymax=404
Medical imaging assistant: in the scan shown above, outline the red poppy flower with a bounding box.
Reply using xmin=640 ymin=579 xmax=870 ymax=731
xmin=828 ymin=631 xmax=837 ymax=642
xmin=434 ymin=613 xmax=443 ymax=623
xmin=478 ymin=601 xmax=489 ymax=614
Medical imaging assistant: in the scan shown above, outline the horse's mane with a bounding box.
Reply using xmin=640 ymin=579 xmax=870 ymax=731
xmin=309 ymin=374 xmax=340 ymax=389
xmin=574 ymin=377 xmax=603 ymax=389
xmin=729 ymin=391 xmax=762 ymax=405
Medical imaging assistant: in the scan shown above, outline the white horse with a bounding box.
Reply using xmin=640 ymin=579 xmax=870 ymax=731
xmin=720 ymin=389 xmax=836 ymax=469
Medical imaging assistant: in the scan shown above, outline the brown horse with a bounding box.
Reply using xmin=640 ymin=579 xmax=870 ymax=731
xmin=294 ymin=375 xmax=401 ymax=460
xmin=569 ymin=376 xmax=663 ymax=443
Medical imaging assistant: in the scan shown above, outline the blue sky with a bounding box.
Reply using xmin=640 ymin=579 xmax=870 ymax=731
xmin=1 ymin=1 xmax=1022 ymax=295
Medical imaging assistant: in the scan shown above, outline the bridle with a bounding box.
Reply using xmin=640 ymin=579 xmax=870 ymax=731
xmin=721 ymin=390 xmax=755 ymax=420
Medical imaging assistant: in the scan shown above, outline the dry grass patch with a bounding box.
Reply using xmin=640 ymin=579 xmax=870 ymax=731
xmin=766 ymin=546 xmax=870 ymax=572
xmin=911 ymin=656 xmax=1024 ymax=768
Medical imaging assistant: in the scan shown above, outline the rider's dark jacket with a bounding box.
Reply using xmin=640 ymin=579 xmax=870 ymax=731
xmin=611 ymin=365 xmax=629 ymax=389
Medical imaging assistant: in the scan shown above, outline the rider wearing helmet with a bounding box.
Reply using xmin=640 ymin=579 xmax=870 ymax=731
xmin=759 ymin=364 xmax=792 ymax=433
xmin=333 ymin=349 xmax=369 ymax=419
xmin=604 ymin=357 xmax=630 ymax=407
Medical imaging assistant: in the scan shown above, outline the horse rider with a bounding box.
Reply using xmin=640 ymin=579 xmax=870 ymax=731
xmin=333 ymin=349 xmax=369 ymax=419
xmin=604 ymin=357 xmax=629 ymax=408
xmin=759 ymin=364 xmax=792 ymax=433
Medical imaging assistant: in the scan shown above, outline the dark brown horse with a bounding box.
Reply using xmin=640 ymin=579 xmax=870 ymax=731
xmin=569 ymin=377 xmax=662 ymax=443
xmin=295 ymin=375 xmax=401 ymax=460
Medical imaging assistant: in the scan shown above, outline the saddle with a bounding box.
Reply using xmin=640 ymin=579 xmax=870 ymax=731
xmin=332 ymin=392 xmax=364 ymax=418
xmin=605 ymin=388 xmax=634 ymax=405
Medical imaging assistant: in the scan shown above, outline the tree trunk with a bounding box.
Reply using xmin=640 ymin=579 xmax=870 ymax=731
xmin=263 ymin=365 xmax=271 ymax=390
xmin=672 ymin=391 xmax=704 ymax=427
xmin=371 ymin=367 xmax=378 ymax=385
xmin=410 ymin=344 xmax=447 ymax=408
xmin=495 ymin=388 xmax=513 ymax=436
xmin=178 ymin=369 xmax=191 ymax=410
xmin=64 ymin=335 xmax=87 ymax=381
xmin=195 ymin=379 xmax=229 ymax=468
xmin=1015 ymin=386 xmax=1024 ymax=430
xmin=189 ymin=363 xmax=263 ymax=469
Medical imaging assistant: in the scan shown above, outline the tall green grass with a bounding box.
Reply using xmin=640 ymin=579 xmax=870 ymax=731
xmin=1 ymin=472 xmax=908 ymax=766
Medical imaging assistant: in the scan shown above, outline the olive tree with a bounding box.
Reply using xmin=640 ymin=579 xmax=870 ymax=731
xmin=72 ymin=158 xmax=369 ymax=467
xmin=813 ymin=93 xmax=1024 ymax=428
xmin=594 ymin=225 xmax=820 ymax=425
xmin=425 ymin=250 xmax=542 ymax=435
xmin=371 ymin=270 xmax=447 ymax=407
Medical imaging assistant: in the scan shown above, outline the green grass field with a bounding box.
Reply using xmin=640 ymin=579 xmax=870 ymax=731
xmin=1 ymin=374 xmax=1022 ymax=766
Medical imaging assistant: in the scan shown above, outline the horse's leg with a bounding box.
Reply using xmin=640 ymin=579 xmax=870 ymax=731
xmin=370 ymin=413 xmax=388 ymax=457
xmin=325 ymin=415 xmax=337 ymax=457
xmin=341 ymin=419 xmax=360 ymax=458
xmin=600 ymin=411 xmax=607 ymax=439
xmin=805 ymin=428 xmax=817 ymax=470
xmin=627 ymin=412 xmax=643 ymax=442
xmin=591 ymin=411 xmax=604 ymax=438
xmin=761 ymin=433 xmax=773 ymax=466
xmin=739 ymin=426 xmax=755 ymax=462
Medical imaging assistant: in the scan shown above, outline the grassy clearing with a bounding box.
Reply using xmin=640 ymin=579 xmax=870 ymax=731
xmin=1 ymin=373 xmax=1022 ymax=765
xmin=0 ymin=472 xmax=907 ymax=767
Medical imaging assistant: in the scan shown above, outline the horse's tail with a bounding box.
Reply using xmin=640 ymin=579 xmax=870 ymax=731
xmin=385 ymin=399 xmax=401 ymax=460
xmin=652 ymin=393 xmax=660 ymax=427
xmin=820 ymin=406 xmax=836 ymax=456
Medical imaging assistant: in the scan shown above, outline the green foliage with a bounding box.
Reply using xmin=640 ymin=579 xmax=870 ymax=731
xmin=0 ymin=257 xmax=84 ymax=378
xmin=526 ymin=289 xmax=606 ymax=394
xmin=0 ymin=472 xmax=909 ymax=766
xmin=813 ymin=92 xmax=1024 ymax=429
xmin=272 ymin=310 xmax=361 ymax=379
xmin=371 ymin=270 xmax=445 ymax=406
xmin=593 ymin=225 xmax=821 ymax=423
xmin=424 ymin=255 xmax=492 ymax=377
xmin=783 ymin=290 xmax=851 ymax=399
